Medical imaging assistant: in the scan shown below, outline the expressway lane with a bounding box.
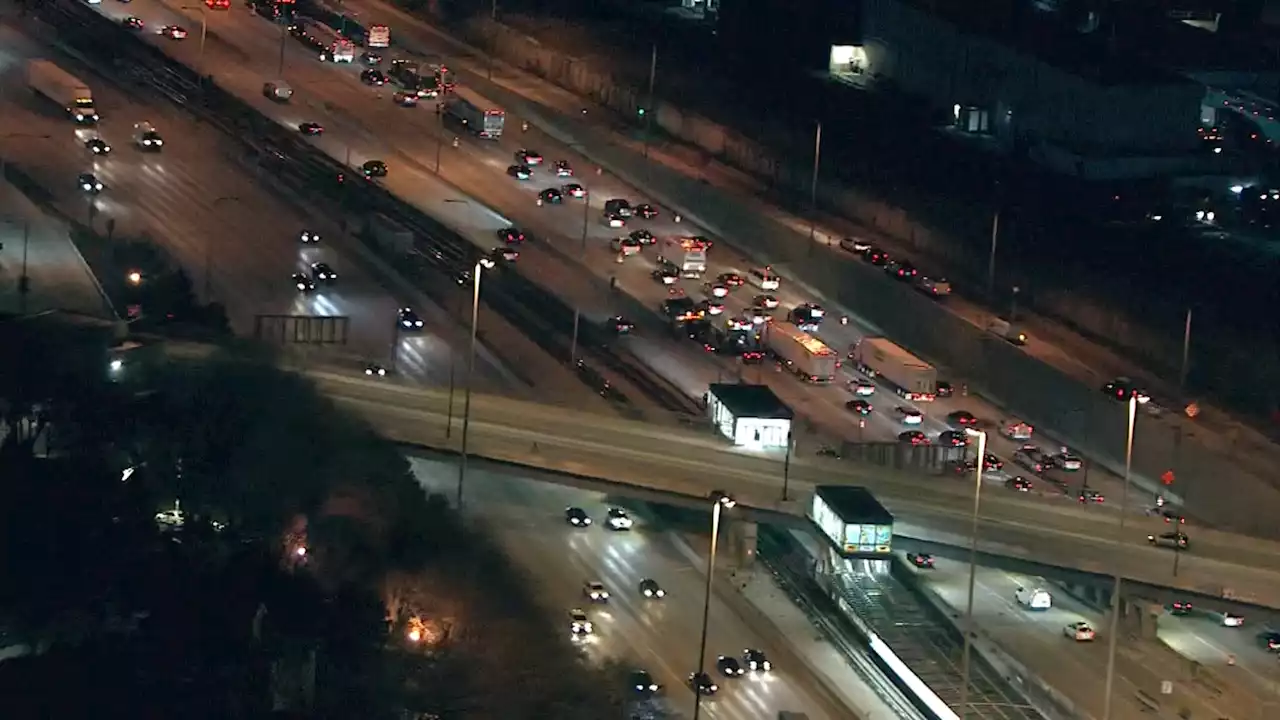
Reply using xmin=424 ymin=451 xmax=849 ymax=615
xmin=0 ymin=17 xmax=494 ymax=388
xmin=408 ymin=454 xmax=852 ymax=720
xmin=915 ymin=559 xmax=1267 ymax=720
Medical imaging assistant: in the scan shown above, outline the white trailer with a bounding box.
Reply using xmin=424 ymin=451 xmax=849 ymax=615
xmin=852 ymin=337 xmax=936 ymax=401
xmin=766 ymin=323 xmax=838 ymax=383
xmin=444 ymin=97 xmax=504 ymax=139
xmin=26 ymin=60 xmax=98 ymax=124
xmin=659 ymin=236 xmax=709 ymax=277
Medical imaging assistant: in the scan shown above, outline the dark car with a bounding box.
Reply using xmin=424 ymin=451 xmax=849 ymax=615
xmin=122 ymin=16 xmax=145 ymax=31
xmin=538 ymin=187 xmax=564 ymax=204
xmin=948 ymin=410 xmax=978 ymax=426
xmin=159 ymin=24 xmax=188 ymax=40
xmin=907 ymin=553 xmax=934 ymax=569
xmin=562 ymin=183 xmax=587 ymax=198
xmin=1170 ymin=600 xmax=1194 ymax=616
xmin=310 ymin=262 xmax=337 ymax=282
xmin=743 ymin=649 xmax=771 ymax=672
xmin=84 ymin=137 xmax=111 ymax=155
xmin=1148 ymin=531 xmax=1189 ymax=550
xmin=899 ymin=430 xmax=929 ymax=445
xmin=1101 ymin=376 xmax=1150 ymax=404
xmin=1007 ymin=476 xmax=1033 ymax=491
xmin=715 ymin=655 xmax=745 ymax=677
xmin=506 ymin=164 xmax=532 ymax=180
xmin=629 ymin=669 xmax=660 ymax=695
xmin=300 ymin=229 xmax=321 ymax=244
xmin=845 ymin=399 xmax=873 ymax=416
xmin=514 ymin=149 xmax=543 ymax=166
xmin=299 ymin=122 xmax=324 ymax=135
xmin=78 ymin=173 xmax=103 ymax=194
xmin=497 ymin=227 xmax=526 ymax=244
xmin=639 ymin=578 xmax=666 ymax=598
xmin=865 ymin=247 xmax=891 ymax=265
xmin=491 ymin=246 xmax=520 ymax=262
xmin=361 ymin=159 xmax=388 ymax=178
xmin=360 ymin=69 xmax=386 ymax=85
xmin=652 ymin=262 xmax=680 ymax=285
xmin=689 ymin=672 xmax=718 ymax=695
xmin=717 ymin=272 xmax=746 ymax=287
xmin=937 ymin=430 xmax=969 ymax=447
xmin=397 ymin=307 xmax=424 ymax=330
xmin=361 ymin=51 xmax=382 ymax=65
xmin=935 ymin=380 xmax=953 ymax=398
xmin=629 ymin=229 xmax=657 ymax=245
xmin=553 ymin=159 xmax=573 ymax=177
xmin=1079 ymin=489 xmax=1106 ymax=504
xmin=1260 ymin=631 xmax=1280 ymax=652
xmin=634 ymin=203 xmax=659 ymax=219
xmin=609 ymin=316 xmax=635 ymax=335
xmin=886 ymin=260 xmax=918 ymax=280
xmin=292 ymin=273 xmax=315 ymax=293
xmin=983 ymin=453 xmax=1004 ymax=471
xmin=565 ymin=506 xmax=591 ymax=527
xmin=604 ymin=198 xmax=633 ymax=217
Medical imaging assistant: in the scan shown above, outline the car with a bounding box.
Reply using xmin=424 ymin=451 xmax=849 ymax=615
xmin=121 ymin=16 xmax=144 ymax=31
xmin=743 ymin=649 xmax=771 ymax=672
xmin=361 ymin=159 xmax=388 ymax=178
xmin=606 ymin=507 xmax=633 ymax=529
xmin=634 ymin=203 xmax=660 ymax=219
xmin=919 ymin=276 xmax=953 ymax=297
xmin=630 ymin=669 xmax=660 ymax=694
xmin=514 ymin=149 xmax=543 ymax=166
xmin=639 ymin=578 xmax=666 ymax=598
xmin=78 ymin=173 xmax=103 ymax=194
xmin=310 ymin=262 xmax=337 ymax=282
xmin=393 ymin=91 xmax=418 ymax=107
xmin=552 ymin=159 xmax=573 ymax=177
xmin=562 ymin=183 xmax=587 ymax=198
xmin=935 ymin=380 xmax=954 ymax=398
xmin=609 ymin=316 xmax=635 ymax=335
xmin=159 ymin=24 xmax=188 ymax=39
xmin=865 ymin=247 xmax=891 ymax=265
xmin=1006 ymin=476 xmax=1033 ymax=491
xmin=538 ymin=187 xmax=564 ymax=204
xmin=937 ymin=430 xmax=969 ymax=447
xmin=907 ymin=553 xmax=934 ymax=569
xmin=1012 ymin=445 xmax=1050 ymax=473
xmin=84 ymin=137 xmax=111 ymax=155
xmin=620 ymin=229 xmax=652 ymax=246
xmin=705 ymin=281 xmax=730 ymax=299
xmin=491 ymin=246 xmax=520 ymax=262
xmin=689 ymin=672 xmax=718 ymax=695
xmin=850 ymin=379 xmax=876 ymax=396
xmin=1222 ymin=613 xmax=1244 ymax=627
xmin=602 ymin=211 xmax=627 ymax=228
xmin=947 ymin=410 xmax=978 ymax=426
xmin=1064 ymin=621 xmax=1096 ymax=641
xmin=359 ymin=69 xmax=386 ymax=85
xmin=899 ymin=430 xmax=929 ymax=445
xmin=1261 ymin=631 xmax=1280 ymax=651
xmin=846 ymin=399 xmax=873 ymax=416
xmin=506 ymin=164 xmax=532 ymax=180
xmin=1170 ymin=600 xmax=1193 ymax=616
xmin=1148 ymin=531 xmax=1189 ymax=550
xmin=717 ymin=272 xmax=746 ymax=287
xmin=790 ymin=303 xmax=825 ymax=328
xmin=885 ymin=260 xmax=918 ymax=280
xmin=397 ymin=307 xmax=424 ymax=330
xmin=497 ymin=227 xmax=527 ymax=244
xmin=840 ymin=236 xmax=872 ymax=254
xmin=1014 ymin=586 xmax=1052 ymax=610
xmin=292 ymin=273 xmax=315 ymax=292
xmin=364 ymin=363 xmax=387 ymax=377
xmin=1079 ymin=489 xmax=1106 ymax=504
xmin=612 ymin=236 xmax=643 ymax=256
xmin=299 ymin=122 xmax=324 ymax=135
xmin=754 ymin=294 xmax=779 ymax=310
xmin=569 ymin=608 xmax=593 ymax=637
xmin=816 ymin=445 xmax=842 ymax=458
xmin=583 ymin=581 xmax=610 ymax=602
xmin=700 ymin=299 xmax=726 ymax=316
xmin=895 ymin=406 xmax=924 ymax=425
xmin=565 ymin=506 xmax=591 ymax=526
xmin=604 ymin=198 xmax=633 ymax=217
xmin=983 ymin=453 xmax=1004 ymax=471
xmin=715 ymin=655 xmax=745 ymax=677
xmin=1051 ymin=451 xmax=1083 ymax=471
xmin=1101 ymin=376 xmax=1151 ymax=404
xmin=952 ymin=459 xmax=980 ymax=476
xmin=299 ymin=229 xmax=321 ymax=244
xmin=652 ymin=262 xmax=680 ymax=285
xmin=361 ymin=51 xmax=382 ymax=65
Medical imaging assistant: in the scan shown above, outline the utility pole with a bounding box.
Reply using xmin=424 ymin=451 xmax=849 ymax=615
xmin=987 ymin=207 xmax=1000 ymax=301
xmin=487 ymin=0 xmax=497 ymax=81
xmin=642 ymin=45 xmax=657 ymax=160
xmin=1179 ymin=307 xmax=1192 ymax=394
xmin=806 ymin=121 xmax=822 ymax=256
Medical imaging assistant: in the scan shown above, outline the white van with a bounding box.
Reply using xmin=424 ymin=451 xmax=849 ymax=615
xmin=1014 ymin=586 xmax=1052 ymax=610
xmin=748 ymin=267 xmax=780 ymax=291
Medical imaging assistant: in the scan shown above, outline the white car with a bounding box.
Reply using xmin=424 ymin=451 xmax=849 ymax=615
xmin=584 ymin=581 xmax=610 ymax=602
xmin=1015 ymin=586 xmax=1052 ymax=610
xmin=606 ymin=507 xmax=633 ymax=530
xmin=1064 ymin=621 xmax=1096 ymax=641
xmin=850 ymin=379 xmax=876 ymax=396
xmin=569 ymin=608 xmax=593 ymax=637
xmin=895 ymin=406 xmax=924 ymax=425
xmin=1222 ymin=613 xmax=1244 ymax=627
xmin=611 ymin=237 xmax=642 ymax=256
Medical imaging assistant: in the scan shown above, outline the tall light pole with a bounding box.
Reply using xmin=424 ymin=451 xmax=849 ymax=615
xmin=1101 ymin=395 xmax=1139 ymax=720
xmin=487 ymin=0 xmax=497 ymax=81
xmin=209 ymin=196 xmax=239 ymax=299
xmin=957 ymin=428 xmax=987 ymax=719
xmin=180 ymin=6 xmax=209 ymax=71
xmin=642 ymin=45 xmax=657 ymax=161
xmin=806 ymin=121 xmax=822 ymax=256
xmin=1179 ymin=307 xmax=1192 ymax=394
xmin=692 ymin=491 xmax=735 ymax=720
xmin=986 ymin=207 xmax=1000 ymax=301
xmin=781 ymin=429 xmax=794 ymax=501
xmin=455 ymin=260 xmax=483 ymax=509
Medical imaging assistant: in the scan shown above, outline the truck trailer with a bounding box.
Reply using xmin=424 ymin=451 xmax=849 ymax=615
xmin=27 ymin=60 xmax=98 ymax=124
xmin=808 ymin=485 xmax=893 ymax=557
xmin=851 ymin=337 xmax=936 ymax=401
xmin=766 ymin=323 xmax=838 ymax=383
xmin=444 ymin=97 xmax=504 ymax=139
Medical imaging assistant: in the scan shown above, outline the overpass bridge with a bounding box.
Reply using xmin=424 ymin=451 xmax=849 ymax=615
xmin=309 ymin=371 xmax=1280 ymax=616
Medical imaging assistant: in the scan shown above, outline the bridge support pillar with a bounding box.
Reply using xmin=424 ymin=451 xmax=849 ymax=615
xmin=725 ymin=521 xmax=758 ymax=570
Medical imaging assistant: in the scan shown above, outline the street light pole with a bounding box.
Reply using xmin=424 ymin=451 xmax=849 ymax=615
xmin=487 ymin=0 xmax=497 ymax=81
xmin=1179 ymin=307 xmax=1192 ymax=394
xmin=957 ymin=429 xmax=987 ymax=719
xmin=456 ymin=261 xmax=482 ymax=509
xmin=806 ymin=121 xmax=822 ymax=255
xmin=692 ymin=492 xmax=734 ymax=720
xmin=781 ymin=430 xmax=793 ymax=501
xmin=277 ymin=20 xmax=287 ymax=78
xmin=580 ymin=191 xmax=590 ymax=253
xmin=1101 ymin=395 xmax=1139 ymax=720
xmin=987 ymin=207 xmax=1000 ymax=301
xmin=642 ymin=45 xmax=657 ymax=161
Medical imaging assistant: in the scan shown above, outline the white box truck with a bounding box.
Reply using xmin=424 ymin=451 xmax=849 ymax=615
xmin=444 ymin=97 xmax=504 ymax=139
xmin=852 ymin=337 xmax=937 ymax=400
xmin=766 ymin=323 xmax=838 ymax=383
xmin=658 ymin=236 xmax=709 ymax=278
xmin=27 ymin=60 xmax=98 ymax=124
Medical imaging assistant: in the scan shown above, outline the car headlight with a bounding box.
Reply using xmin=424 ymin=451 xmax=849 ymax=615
xmin=415 ymin=320 xmax=423 ymax=327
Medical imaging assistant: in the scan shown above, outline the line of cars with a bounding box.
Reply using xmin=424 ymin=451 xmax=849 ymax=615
xmin=562 ymin=505 xmax=774 ymax=700
xmin=74 ymin=121 xmax=167 ymax=198
xmin=838 ymin=236 xmax=951 ymax=298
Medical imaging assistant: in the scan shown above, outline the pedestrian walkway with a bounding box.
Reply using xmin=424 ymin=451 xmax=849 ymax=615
xmin=0 ymin=176 xmax=112 ymax=319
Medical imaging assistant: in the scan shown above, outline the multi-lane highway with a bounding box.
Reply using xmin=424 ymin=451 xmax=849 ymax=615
xmin=0 ymin=16 xmax=512 ymax=388
xmin=408 ymin=453 xmax=900 ymax=720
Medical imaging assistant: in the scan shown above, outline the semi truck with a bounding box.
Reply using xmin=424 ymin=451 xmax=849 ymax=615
xmin=851 ymin=337 xmax=937 ymax=401
xmin=27 ymin=60 xmax=98 ymax=124
xmin=766 ymin=322 xmax=838 ymax=383
xmin=444 ymin=97 xmax=504 ymax=139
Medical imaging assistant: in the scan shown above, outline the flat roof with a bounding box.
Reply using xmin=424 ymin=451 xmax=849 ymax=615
xmin=708 ymin=383 xmax=793 ymax=420
xmin=815 ymin=485 xmax=894 ymax=525
xmin=890 ymin=0 xmax=1192 ymax=87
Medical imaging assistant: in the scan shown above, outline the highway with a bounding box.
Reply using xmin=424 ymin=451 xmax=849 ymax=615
xmin=0 ymin=16 xmax=511 ymax=388
xmin=915 ymin=557 xmax=1274 ymax=720
xmin=407 ymin=453 xmax=859 ymax=720
xmin=82 ymin=0 xmax=1147 ymax=517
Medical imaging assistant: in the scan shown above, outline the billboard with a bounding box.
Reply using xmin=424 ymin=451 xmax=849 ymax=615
xmin=809 ymin=492 xmax=892 ymax=557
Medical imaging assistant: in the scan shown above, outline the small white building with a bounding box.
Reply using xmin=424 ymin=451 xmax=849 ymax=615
xmin=705 ymin=383 xmax=793 ymax=449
